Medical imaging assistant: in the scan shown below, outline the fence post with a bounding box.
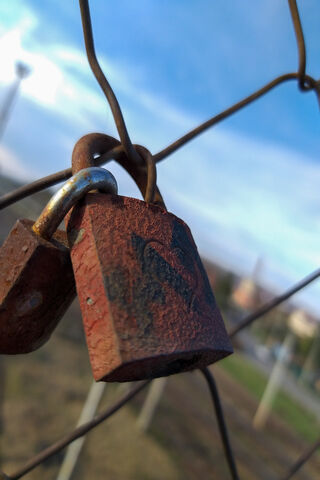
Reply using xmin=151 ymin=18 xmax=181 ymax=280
xmin=136 ymin=378 xmax=167 ymax=432
xmin=253 ymin=331 xmax=295 ymax=430
xmin=56 ymin=381 xmax=106 ymax=480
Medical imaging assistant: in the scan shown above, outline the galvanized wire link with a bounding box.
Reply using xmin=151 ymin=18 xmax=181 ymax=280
xmin=0 ymin=1 xmax=319 ymax=478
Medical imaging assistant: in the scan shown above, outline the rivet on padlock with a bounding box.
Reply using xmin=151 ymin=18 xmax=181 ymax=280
xmin=66 ymin=134 xmax=233 ymax=382
xmin=0 ymin=167 xmax=117 ymax=354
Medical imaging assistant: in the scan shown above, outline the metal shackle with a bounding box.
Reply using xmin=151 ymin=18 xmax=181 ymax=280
xmin=71 ymin=133 xmax=166 ymax=208
xmin=32 ymin=167 xmax=118 ymax=240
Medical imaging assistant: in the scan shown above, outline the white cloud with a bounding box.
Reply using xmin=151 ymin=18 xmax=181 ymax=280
xmin=0 ymin=0 xmax=320 ymax=314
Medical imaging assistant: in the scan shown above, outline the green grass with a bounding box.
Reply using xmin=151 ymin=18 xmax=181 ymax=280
xmin=220 ymin=352 xmax=320 ymax=443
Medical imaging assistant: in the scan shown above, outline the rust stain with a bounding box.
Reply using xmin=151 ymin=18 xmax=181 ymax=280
xmin=0 ymin=219 xmax=76 ymax=354
xmin=66 ymin=193 xmax=232 ymax=382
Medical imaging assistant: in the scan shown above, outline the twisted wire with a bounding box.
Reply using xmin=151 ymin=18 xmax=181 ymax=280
xmin=79 ymin=0 xmax=141 ymax=166
xmin=0 ymin=1 xmax=319 ymax=479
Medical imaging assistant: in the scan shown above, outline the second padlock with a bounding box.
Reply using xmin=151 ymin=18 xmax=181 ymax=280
xmin=0 ymin=167 xmax=117 ymax=354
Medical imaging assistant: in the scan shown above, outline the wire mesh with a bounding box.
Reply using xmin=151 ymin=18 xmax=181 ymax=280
xmin=0 ymin=0 xmax=319 ymax=479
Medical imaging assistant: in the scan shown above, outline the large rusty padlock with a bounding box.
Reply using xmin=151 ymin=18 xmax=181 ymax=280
xmin=66 ymin=134 xmax=232 ymax=382
xmin=0 ymin=167 xmax=117 ymax=354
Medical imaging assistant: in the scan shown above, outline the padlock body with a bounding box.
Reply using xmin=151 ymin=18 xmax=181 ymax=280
xmin=67 ymin=193 xmax=233 ymax=382
xmin=0 ymin=219 xmax=76 ymax=353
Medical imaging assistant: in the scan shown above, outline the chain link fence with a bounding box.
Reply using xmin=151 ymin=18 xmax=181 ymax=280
xmin=0 ymin=1 xmax=319 ymax=479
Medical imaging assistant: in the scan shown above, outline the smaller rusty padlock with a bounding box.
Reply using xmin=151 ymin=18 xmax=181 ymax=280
xmin=66 ymin=134 xmax=233 ymax=382
xmin=0 ymin=167 xmax=117 ymax=354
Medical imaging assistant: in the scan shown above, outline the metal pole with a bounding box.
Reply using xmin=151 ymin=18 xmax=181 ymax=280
xmin=298 ymin=334 xmax=319 ymax=385
xmin=0 ymin=62 xmax=30 ymax=141
xmin=253 ymin=331 xmax=295 ymax=429
xmin=136 ymin=377 xmax=167 ymax=432
xmin=56 ymin=381 xmax=106 ymax=480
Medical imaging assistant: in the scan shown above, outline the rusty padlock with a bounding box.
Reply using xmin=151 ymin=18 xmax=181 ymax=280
xmin=0 ymin=167 xmax=117 ymax=354
xmin=66 ymin=134 xmax=232 ymax=382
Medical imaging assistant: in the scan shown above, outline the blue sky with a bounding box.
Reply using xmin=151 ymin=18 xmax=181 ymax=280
xmin=0 ymin=0 xmax=319 ymax=314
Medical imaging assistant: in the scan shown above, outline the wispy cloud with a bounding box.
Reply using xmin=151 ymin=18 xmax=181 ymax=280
xmin=0 ymin=0 xmax=319 ymax=314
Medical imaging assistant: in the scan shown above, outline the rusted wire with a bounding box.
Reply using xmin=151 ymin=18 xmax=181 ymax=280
xmin=154 ymin=72 xmax=319 ymax=163
xmin=0 ymin=145 xmax=122 ymax=210
xmin=69 ymin=132 xmax=165 ymax=206
xmin=229 ymin=267 xmax=320 ymax=338
xmin=1 ymin=71 xmax=319 ymax=211
xmin=201 ymin=368 xmax=240 ymax=480
xmin=2 ymin=381 xmax=149 ymax=480
xmin=280 ymin=438 xmax=320 ymax=480
xmin=79 ymin=0 xmax=141 ymax=167
xmin=134 ymin=145 xmax=157 ymax=204
xmin=288 ymin=0 xmax=307 ymax=90
xmin=287 ymin=1 xmax=320 ymax=100
xmin=288 ymin=0 xmax=320 ymax=99
xmin=0 ymin=1 xmax=319 ymax=478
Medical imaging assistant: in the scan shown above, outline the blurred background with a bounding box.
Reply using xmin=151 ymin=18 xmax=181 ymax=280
xmin=0 ymin=1 xmax=319 ymax=479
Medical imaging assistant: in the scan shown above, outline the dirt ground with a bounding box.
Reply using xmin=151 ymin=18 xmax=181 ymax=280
xmin=0 ymin=299 xmax=319 ymax=480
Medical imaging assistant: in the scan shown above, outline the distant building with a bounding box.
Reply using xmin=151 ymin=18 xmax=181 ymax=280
xmin=288 ymin=310 xmax=317 ymax=339
xmin=231 ymin=277 xmax=259 ymax=311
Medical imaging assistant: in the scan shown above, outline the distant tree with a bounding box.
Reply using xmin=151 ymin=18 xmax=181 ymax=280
xmin=214 ymin=271 xmax=234 ymax=312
